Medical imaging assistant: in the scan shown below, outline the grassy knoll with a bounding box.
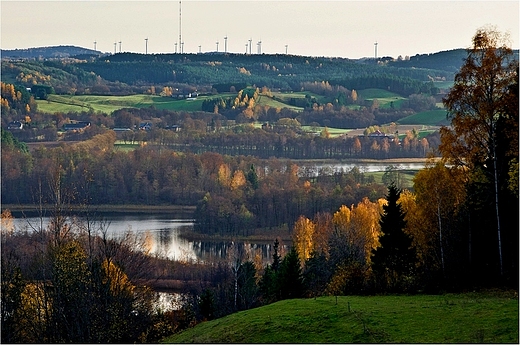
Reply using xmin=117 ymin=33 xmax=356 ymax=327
xmin=398 ymin=109 xmax=450 ymax=126
xmin=257 ymin=94 xmax=303 ymax=111
xmin=357 ymin=88 xmax=406 ymax=109
xmin=162 ymin=292 xmax=518 ymax=344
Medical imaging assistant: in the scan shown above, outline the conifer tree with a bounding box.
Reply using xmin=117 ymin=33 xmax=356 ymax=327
xmin=371 ymin=183 xmax=416 ymax=291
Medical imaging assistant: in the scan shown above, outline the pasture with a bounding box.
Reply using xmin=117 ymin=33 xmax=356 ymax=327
xmin=35 ymin=93 xmax=234 ymax=114
xmin=357 ymin=88 xmax=406 ymax=109
xmin=162 ymin=291 xmax=518 ymax=344
xmin=398 ymin=109 xmax=450 ymax=126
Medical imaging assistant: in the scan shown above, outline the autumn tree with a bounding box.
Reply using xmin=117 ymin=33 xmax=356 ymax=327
xmin=440 ymin=26 xmax=519 ymax=278
xmin=413 ymin=160 xmax=467 ymax=281
xmin=292 ymin=215 xmax=315 ymax=264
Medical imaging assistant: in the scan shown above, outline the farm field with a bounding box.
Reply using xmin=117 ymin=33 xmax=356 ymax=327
xmin=398 ymin=109 xmax=450 ymax=126
xmin=162 ymin=291 xmax=518 ymax=344
xmin=35 ymin=93 xmax=237 ymax=114
xmin=256 ymin=94 xmax=304 ymax=111
xmin=35 ymin=88 xmax=424 ymax=115
xmin=357 ymin=88 xmax=406 ymax=109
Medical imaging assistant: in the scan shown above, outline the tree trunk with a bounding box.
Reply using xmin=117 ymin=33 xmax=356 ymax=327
xmin=492 ymin=140 xmax=503 ymax=276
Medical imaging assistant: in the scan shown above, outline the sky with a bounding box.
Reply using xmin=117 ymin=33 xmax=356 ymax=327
xmin=1 ymin=0 xmax=518 ymax=59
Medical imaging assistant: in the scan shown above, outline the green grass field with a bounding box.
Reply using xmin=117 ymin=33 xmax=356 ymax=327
xmin=365 ymin=170 xmax=417 ymax=189
xmin=398 ymin=109 xmax=450 ymax=126
xmin=357 ymin=88 xmax=406 ymax=109
xmin=162 ymin=292 xmax=518 ymax=344
xmin=257 ymin=94 xmax=304 ymax=111
xmin=36 ymin=93 xmax=237 ymax=114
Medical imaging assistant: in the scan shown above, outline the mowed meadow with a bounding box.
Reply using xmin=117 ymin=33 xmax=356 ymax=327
xmin=162 ymin=291 xmax=519 ymax=344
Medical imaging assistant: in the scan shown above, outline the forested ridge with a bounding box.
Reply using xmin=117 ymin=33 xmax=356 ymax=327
xmin=1 ymin=48 xmax=456 ymax=96
xmin=1 ymin=30 xmax=518 ymax=344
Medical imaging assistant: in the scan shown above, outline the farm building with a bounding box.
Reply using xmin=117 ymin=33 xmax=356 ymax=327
xmin=7 ymin=121 xmax=24 ymax=130
xmin=63 ymin=121 xmax=91 ymax=132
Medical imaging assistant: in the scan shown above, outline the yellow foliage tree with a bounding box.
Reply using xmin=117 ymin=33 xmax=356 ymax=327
xmin=102 ymin=259 xmax=135 ymax=296
xmin=230 ymin=170 xmax=246 ymax=190
xmin=292 ymin=215 xmax=315 ymax=263
xmin=413 ymin=160 xmax=467 ymax=275
xmin=217 ymin=163 xmax=232 ymax=187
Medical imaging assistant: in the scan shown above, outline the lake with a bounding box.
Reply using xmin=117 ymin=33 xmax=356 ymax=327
xmin=10 ymin=213 xmax=283 ymax=264
xmin=299 ymin=161 xmax=425 ymax=176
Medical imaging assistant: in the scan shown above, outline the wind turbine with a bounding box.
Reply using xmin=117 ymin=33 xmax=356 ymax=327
xmin=198 ymin=45 xmax=201 ymax=53
xmin=257 ymin=40 xmax=262 ymax=54
xmin=374 ymin=41 xmax=378 ymax=60
xmin=248 ymin=38 xmax=252 ymax=55
xmin=114 ymin=41 xmax=117 ymax=54
xmin=245 ymin=43 xmax=248 ymax=54
xmin=145 ymin=38 xmax=148 ymax=54
xmin=224 ymin=35 xmax=228 ymax=53
xmin=175 ymin=42 xmax=178 ymax=53
xmin=94 ymin=40 xmax=97 ymax=51
xmin=119 ymin=40 xmax=122 ymax=53
xmin=285 ymin=44 xmax=288 ymax=55
xmin=216 ymin=41 xmax=219 ymax=52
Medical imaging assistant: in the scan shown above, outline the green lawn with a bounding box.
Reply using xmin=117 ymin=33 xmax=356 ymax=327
xmin=162 ymin=292 xmax=518 ymax=344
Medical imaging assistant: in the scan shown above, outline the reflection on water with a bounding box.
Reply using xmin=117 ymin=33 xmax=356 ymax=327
xmin=10 ymin=214 xmax=283 ymax=263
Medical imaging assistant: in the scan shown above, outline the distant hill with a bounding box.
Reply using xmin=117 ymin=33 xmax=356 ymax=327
xmin=388 ymin=49 xmax=467 ymax=73
xmin=388 ymin=48 xmax=520 ymax=73
xmin=1 ymin=45 xmax=101 ymax=59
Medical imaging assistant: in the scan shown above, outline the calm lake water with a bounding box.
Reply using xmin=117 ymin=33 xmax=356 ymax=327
xmin=299 ymin=162 xmax=425 ymax=176
xmin=10 ymin=213 xmax=282 ymax=264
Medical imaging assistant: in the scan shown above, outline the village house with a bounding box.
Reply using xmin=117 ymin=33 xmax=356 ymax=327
xmin=7 ymin=121 xmax=24 ymax=130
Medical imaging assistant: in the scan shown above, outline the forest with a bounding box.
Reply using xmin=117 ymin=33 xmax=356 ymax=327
xmin=1 ymin=28 xmax=518 ymax=343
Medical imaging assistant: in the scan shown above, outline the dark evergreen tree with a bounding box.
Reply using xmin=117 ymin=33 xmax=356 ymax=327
xmin=198 ymin=288 xmax=216 ymax=321
xmin=371 ymin=183 xmax=416 ymax=292
xmin=237 ymin=261 xmax=259 ymax=310
xmin=246 ymin=164 xmax=259 ymax=190
xmin=303 ymin=251 xmax=331 ymax=298
xmin=278 ymin=247 xmax=305 ymax=299
xmin=271 ymin=238 xmax=281 ymax=272
xmin=259 ymin=264 xmax=277 ymax=304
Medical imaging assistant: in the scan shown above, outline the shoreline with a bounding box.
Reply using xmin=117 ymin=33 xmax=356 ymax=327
xmin=2 ymin=204 xmax=196 ymax=214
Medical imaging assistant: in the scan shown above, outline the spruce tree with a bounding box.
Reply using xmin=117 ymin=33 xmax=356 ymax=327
xmin=278 ymin=247 xmax=304 ymax=299
xmin=372 ymin=183 xmax=416 ymax=291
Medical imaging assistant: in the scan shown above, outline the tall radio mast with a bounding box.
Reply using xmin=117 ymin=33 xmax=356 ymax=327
xmin=179 ymin=1 xmax=182 ymax=53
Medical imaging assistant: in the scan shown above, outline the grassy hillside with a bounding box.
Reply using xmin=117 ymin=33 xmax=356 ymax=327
xmin=36 ymin=93 xmax=233 ymax=114
xmin=162 ymin=292 xmax=518 ymax=344
xmin=36 ymin=91 xmax=314 ymax=114
xmin=397 ymin=109 xmax=450 ymax=126
xmin=357 ymin=88 xmax=406 ymax=109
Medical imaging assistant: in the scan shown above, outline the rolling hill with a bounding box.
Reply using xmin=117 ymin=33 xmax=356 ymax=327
xmin=1 ymin=45 xmax=101 ymax=59
xmin=161 ymin=292 xmax=518 ymax=343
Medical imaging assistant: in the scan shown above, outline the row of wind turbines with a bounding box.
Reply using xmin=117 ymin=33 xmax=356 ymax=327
xmin=94 ymin=37 xmax=289 ymax=55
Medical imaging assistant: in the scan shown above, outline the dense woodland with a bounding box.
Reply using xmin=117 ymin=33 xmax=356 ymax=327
xmin=1 ymin=29 xmax=518 ymax=343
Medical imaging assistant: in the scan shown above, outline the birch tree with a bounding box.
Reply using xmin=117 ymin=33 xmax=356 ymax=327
xmin=440 ymin=26 xmax=518 ymax=276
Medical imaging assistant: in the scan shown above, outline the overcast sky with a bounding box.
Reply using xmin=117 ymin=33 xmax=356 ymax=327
xmin=1 ymin=1 xmax=518 ymax=59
